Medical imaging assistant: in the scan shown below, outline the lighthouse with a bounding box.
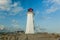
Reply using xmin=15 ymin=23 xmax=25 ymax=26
xmin=25 ymin=8 xmax=34 ymax=34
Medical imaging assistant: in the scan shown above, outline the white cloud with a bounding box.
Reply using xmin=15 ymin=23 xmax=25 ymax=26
xmin=11 ymin=2 xmax=20 ymax=7
xmin=12 ymin=19 xmax=19 ymax=27
xmin=12 ymin=3 xmax=18 ymax=7
xmin=0 ymin=0 xmax=24 ymax=16
xmin=53 ymin=0 xmax=60 ymax=4
xmin=35 ymin=10 xmax=40 ymax=16
xmin=10 ymin=7 xmax=24 ymax=15
xmin=46 ymin=6 xmax=58 ymax=14
xmin=43 ymin=0 xmax=60 ymax=14
xmin=0 ymin=0 xmax=9 ymax=5
xmin=11 ymin=19 xmax=22 ymax=31
xmin=0 ymin=1 xmax=24 ymax=21
xmin=9 ymin=2 xmax=24 ymax=16
xmin=0 ymin=0 xmax=11 ymax=10
xmin=0 ymin=25 xmax=4 ymax=30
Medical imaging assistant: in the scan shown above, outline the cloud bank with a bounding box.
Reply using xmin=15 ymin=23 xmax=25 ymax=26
xmin=0 ymin=0 xmax=24 ymax=16
xmin=42 ymin=0 xmax=60 ymax=14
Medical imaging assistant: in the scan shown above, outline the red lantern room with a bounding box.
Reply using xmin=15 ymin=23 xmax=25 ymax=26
xmin=28 ymin=8 xmax=33 ymax=12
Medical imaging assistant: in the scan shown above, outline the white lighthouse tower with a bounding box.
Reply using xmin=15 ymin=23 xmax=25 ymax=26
xmin=25 ymin=8 xmax=34 ymax=34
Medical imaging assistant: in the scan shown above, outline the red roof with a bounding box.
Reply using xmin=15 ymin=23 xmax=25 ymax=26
xmin=28 ymin=8 xmax=33 ymax=12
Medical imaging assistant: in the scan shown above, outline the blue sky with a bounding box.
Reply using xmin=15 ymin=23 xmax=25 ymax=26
xmin=0 ymin=0 xmax=60 ymax=33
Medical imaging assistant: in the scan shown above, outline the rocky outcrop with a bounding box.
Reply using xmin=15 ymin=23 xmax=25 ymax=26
xmin=0 ymin=33 xmax=60 ymax=40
